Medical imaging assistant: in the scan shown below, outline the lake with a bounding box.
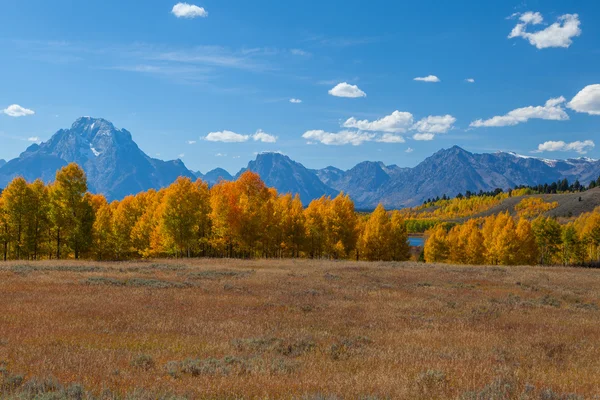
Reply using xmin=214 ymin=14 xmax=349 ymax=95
xmin=408 ymin=236 xmax=425 ymax=247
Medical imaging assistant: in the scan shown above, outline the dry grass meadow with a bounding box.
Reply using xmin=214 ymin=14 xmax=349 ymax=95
xmin=1 ymin=259 xmax=600 ymax=399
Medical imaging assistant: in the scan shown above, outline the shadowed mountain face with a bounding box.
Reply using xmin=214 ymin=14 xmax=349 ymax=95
xmin=0 ymin=117 xmax=195 ymax=200
xmin=239 ymin=152 xmax=337 ymax=205
xmin=0 ymin=160 xmax=5 ymax=168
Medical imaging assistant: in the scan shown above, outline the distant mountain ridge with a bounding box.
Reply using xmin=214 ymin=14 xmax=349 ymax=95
xmin=320 ymin=146 xmax=600 ymax=208
xmin=1 ymin=118 xmax=599 ymax=208
xmin=195 ymin=168 xmax=234 ymax=185
xmin=238 ymin=152 xmax=337 ymax=205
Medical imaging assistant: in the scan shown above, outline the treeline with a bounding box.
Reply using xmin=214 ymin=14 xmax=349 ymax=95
xmin=424 ymin=211 xmax=600 ymax=266
xmin=422 ymin=176 xmax=600 ymax=206
xmin=0 ymin=164 xmax=411 ymax=262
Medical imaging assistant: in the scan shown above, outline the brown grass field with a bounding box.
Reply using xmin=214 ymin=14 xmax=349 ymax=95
xmin=1 ymin=259 xmax=600 ymax=399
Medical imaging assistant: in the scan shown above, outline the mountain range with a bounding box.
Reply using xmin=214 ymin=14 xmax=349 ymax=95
xmin=1 ymin=117 xmax=599 ymax=207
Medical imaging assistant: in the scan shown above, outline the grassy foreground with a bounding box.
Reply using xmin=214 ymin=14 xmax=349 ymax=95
xmin=1 ymin=259 xmax=599 ymax=399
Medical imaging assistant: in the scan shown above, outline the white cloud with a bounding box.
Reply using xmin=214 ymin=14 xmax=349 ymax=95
xmin=376 ymin=133 xmax=406 ymax=143
xmin=343 ymin=110 xmax=414 ymax=133
xmin=568 ymin=84 xmax=600 ymax=116
xmin=289 ymin=98 xmax=302 ymax=104
xmin=171 ymin=2 xmax=208 ymax=18
xmin=414 ymin=75 xmax=440 ymax=83
xmin=215 ymin=153 xmax=227 ymax=157
xmin=413 ymin=133 xmax=435 ymax=141
xmin=178 ymin=153 xmax=185 ymax=158
xmin=186 ymin=140 xmax=197 ymax=144
xmin=535 ymin=140 xmax=595 ymax=154
xmin=405 ymin=147 xmax=414 ymax=153
xmin=328 ymin=82 xmax=366 ymax=98
xmin=3 ymin=104 xmax=35 ymax=117
xmin=252 ymin=129 xmax=277 ymax=143
xmin=27 ymin=137 xmax=40 ymax=142
xmin=302 ymin=130 xmax=374 ymax=146
xmin=205 ymin=130 xmax=249 ymax=143
xmin=470 ymin=96 xmax=569 ymax=127
xmin=338 ymin=111 xmax=456 ymax=142
xmin=290 ymin=49 xmax=311 ymax=57
xmin=413 ymin=115 xmax=456 ymax=134
xmin=465 ymin=78 xmax=475 ymax=83
xmin=508 ymin=12 xmax=581 ymax=49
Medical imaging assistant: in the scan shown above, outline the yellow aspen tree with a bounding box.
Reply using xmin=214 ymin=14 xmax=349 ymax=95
xmin=0 ymin=196 xmax=9 ymax=261
xmin=495 ymin=217 xmax=519 ymax=265
xmin=26 ymin=179 xmax=50 ymax=260
xmin=2 ymin=177 xmax=33 ymax=259
xmin=390 ymin=211 xmax=411 ymax=261
xmin=327 ymin=193 xmax=358 ymax=259
xmin=359 ymin=204 xmax=392 ymax=261
xmin=447 ymin=225 xmax=467 ymax=264
xmin=579 ymin=212 xmax=600 ymax=262
xmin=465 ymin=220 xmax=486 ymax=265
xmin=130 ymin=189 xmax=161 ymax=257
xmin=515 ymin=218 xmax=538 ymax=265
xmin=93 ymin=200 xmax=116 ymax=260
xmin=160 ymin=177 xmax=206 ymax=258
xmin=481 ymin=214 xmax=498 ymax=264
xmin=234 ymin=171 xmax=271 ymax=258
xmin=424 ymin=225 xmax=449 ymax=263
xmin=304 ymin=196 xmax=329 ymax=259
xmin=193 ymin=179 xmax=212 ymax=257
xmin=280 ymin=194 xmax=306 ymax=258
xmin=209 ymin=180 xmax=240 ymax=257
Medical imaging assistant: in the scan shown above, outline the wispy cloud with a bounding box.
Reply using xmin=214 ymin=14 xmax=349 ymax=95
xmin=204 ymin=129 xmax=277 ymax=143
xmin=9 ymin=40 xmax=280 ymax=88
xmin=304 ymin=35 xmax=381 ymax=48
xmin=290 ymin=48 xmax=311 ymax=57
xmin=414 ymin=75 xmax=440 ymax=83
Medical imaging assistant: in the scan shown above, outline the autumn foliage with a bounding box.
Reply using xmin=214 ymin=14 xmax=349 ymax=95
xmin=424 ymin=211 xmax=600 ymax=266
xmin=0 ymin=164 xmax=410 ymax=261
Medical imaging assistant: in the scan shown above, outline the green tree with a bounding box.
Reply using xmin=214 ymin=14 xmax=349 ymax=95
xmin=532 ymin=216 xmax=562 ymax=265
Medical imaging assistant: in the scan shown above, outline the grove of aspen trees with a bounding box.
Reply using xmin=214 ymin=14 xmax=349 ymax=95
xmin=0 ymin=163 xmax=411 ymax=262
xmin=2 ymin=163 xmax=600 ymax=265
xmin=424 ymin=211 xmax=600 ymax=266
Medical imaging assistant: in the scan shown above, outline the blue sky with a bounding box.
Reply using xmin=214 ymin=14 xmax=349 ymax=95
xmin=1 ymin=0 xmax=599 ymax=174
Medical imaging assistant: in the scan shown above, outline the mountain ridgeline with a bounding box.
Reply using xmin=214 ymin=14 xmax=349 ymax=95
xmin=1 ymin=117 xmax=599 ymax=207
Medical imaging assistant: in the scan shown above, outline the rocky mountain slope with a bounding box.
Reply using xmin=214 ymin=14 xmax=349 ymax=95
xmin=0 ymin=117 xmax=195 ymax=200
